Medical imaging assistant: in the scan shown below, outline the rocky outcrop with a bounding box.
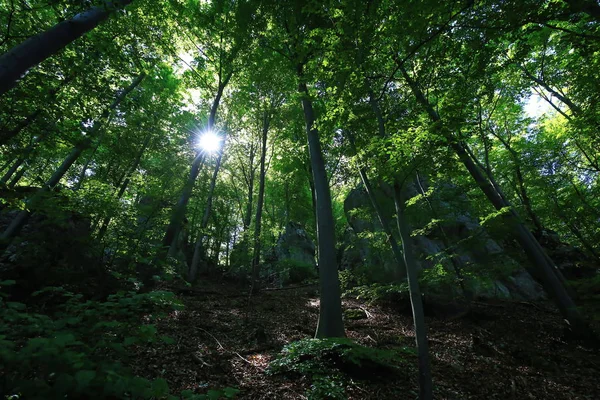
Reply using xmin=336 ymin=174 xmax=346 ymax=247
xmin=275 ymin=221 xmax=316 ymax=269
xmin=341 ymin=182 xmax=546 ymax=301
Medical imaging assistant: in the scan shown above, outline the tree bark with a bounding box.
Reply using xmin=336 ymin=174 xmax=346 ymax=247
xmin=1 ymin=134 xmax=45 ymax=184
xmin=393 ymin=180 xmax=433 ymax=400
xmin=97 ymin=132 xmax=152 ymax=239
xmin=251 ymin=110 xmax=271 ymax=292
xmin=0 ymin=74 xmax=74 ymax=144
xmin=400 ymin=65 xmax=591 ymax=338
xmin=0 ymin=73 xmax=144 ymax=252
xmin=415 ymin=171 xmax=471 ymax=301
xmin=242 ymin=142 xmax=256 ymax=231
xmin=298 ymin=66 xmax=345 ymax=338
xmin=0 ymin=0 xmax=133 ymax=96
xmin=189 ymin=149 xmax=224 ymax=281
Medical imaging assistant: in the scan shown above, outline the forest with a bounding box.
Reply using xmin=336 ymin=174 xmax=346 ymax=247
xmin=0 ymin=0 xmax=599 ymax=398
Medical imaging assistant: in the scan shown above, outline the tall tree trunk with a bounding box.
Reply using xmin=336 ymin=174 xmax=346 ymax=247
xmin=298 ymin=66 xmax=345 ymax=338
xmin=73 ymin=134 xmax=105 ymax=190
xmin=393 ymin=180 xmax=433 ymax=400
xmin=0 ymin=0 xmax=133 ymax=96
xmin=361 ymin=85 xmax=432 ymax=397
xmin=551 ymin=195 xmax=600 ymax=261
xmin=160 ymin=153 xmax=206 ymax=258
xmin=415 ymin=171 xmax=471 ymax=301
xmin=1 ymin=134 xmax=44 ymax=184
xmin=251 ymin=110 xmax=270 ymax=291
xmin=0 ymin=74 xmax=74 ymax=144
xmin=400 ymin=65 xmax=591 ymax=338
xmin=7 ymin=166 xmax=27 ymax=188
xmin=159 ymin=77 xmax=229 ymax=261
xmin=0 ymin=73 xmax=144 ymax=252
xmin=97 ymin=132 xmax=152 ymax=239
xmin=487 ymin=133 xmax=544 ymax=235
xmin=189 ymin=149 xmax=224 ymax=281
xmin=243 ymin=143 xmax=256 ymax=231
xmin=346 ymin=133 xmax=406 ymax=278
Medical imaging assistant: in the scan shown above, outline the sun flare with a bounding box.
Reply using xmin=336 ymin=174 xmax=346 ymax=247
xmin=197 ymin=130 xmax=222 ymax=153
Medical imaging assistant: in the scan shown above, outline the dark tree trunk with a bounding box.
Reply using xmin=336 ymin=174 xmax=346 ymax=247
xmin=160 ymin=76 xmax=229 ymax=261
xmin=415 ymin=172 xmax=471 ymax=301
xmin=189 ymin=149 xmax=224 ymax=281
xmin=0 ymin=74 xmax=74 ymax=144
xmin=393 ymin=181 xmax=433 ymax=400
xmin=0 ymin=0 xmax=133 ymax=96
xmin=1 ymin=134 xmax=44 ymax=184
xmin=400 ymin=65 xmax=591 ymax=338
xmin=97 ymin=132 xmax=152 ymax=239
xmin=243 ymin=143 xmax=256 ymax=231
xmin=298 ymin=66 xmax=345 ymax=338
xmin=251 ymin=110 xmax=270 ymax=291
xmin=346 ymin=132 xmax=406 ymax=278
xmin=0 ymin=73 xmax=144 ymax=252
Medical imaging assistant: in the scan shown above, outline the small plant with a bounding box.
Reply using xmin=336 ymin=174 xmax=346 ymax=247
xmin=344 ymin=283 xmax=410 ymax=306
xmin=0 ymin=280 xmax=184 ymax=399
xmin=268 ymin=338 xmax=413 ymax=399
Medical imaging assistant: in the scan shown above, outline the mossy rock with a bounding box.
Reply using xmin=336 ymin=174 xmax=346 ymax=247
xmin=344 ymin=308 xmax=367 ymax=320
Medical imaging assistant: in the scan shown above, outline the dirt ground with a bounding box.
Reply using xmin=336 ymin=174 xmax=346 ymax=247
xmin=128 ymin=280 xmax=599 ymax=399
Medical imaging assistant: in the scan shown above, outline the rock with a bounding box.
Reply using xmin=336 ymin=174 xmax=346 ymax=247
xmin=341 ymin=180 xmax=546 ymax=301
xmin=344 ymin=308 xmax=368 ymax=320
xmin=275 ymin=221 xmax=316 ymax=269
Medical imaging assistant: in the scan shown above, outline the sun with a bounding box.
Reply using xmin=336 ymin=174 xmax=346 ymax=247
xmin=197 ymin=130 xmax=222 ymax=153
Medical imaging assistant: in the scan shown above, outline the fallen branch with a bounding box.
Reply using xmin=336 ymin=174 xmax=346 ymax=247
xmin=262 ymin=283 xmax=318 ymax=291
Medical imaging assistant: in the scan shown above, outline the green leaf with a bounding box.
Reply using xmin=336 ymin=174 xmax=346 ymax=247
xmin=75 ymin=370 xmax=96 ymax=392
xmin=161 ymin=335 xmax=176 ymax=345
xmin=151 ymin=378 xmax=170 ymax=397
xmin=0 ymin=280 xmax=16 ymax=286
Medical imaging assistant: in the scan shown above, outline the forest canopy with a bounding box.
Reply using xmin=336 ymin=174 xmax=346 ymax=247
xmin=1 ymin=0 xmax=599 ymax=399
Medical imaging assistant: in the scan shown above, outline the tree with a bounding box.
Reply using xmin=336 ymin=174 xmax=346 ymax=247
xmin=0 ymin=0 xmax=134 ymax=96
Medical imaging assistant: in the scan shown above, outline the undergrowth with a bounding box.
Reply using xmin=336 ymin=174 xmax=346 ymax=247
xmin=0 ymin=280 xmax=238 ymax=399
xmin=267 ymin=338 xmax=415 ymax=399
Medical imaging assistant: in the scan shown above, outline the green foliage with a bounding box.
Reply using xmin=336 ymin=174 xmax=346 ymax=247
xmin=268 ymin=338 xmax=413 ymax=399
xmin=181 ymin=387 xmax=241 ymax=400
xmin=344 ymin=283 xmax=410 ymax=306
xmin=0 ymin=284 xmax=183 ymax=399
xmin=279 ymin=258 xmax=318 ymax=285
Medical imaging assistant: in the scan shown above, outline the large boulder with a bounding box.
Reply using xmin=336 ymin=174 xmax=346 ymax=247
xmin=341 ymin=182 xmax=545 ymax=301
xmin=275 ymin=221 xmax=316 ymax=269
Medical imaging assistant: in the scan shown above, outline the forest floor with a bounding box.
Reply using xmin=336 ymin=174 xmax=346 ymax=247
xmin=128 ymin=279 xmax=599 ymax=399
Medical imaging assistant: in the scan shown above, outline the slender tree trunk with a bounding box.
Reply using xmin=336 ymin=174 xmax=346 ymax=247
xmin=518 ymin=65 xmax=582 ymax=114
xmin=0 ymin=73 xmax=144 ymax=252
xmin=73 ymin=135 xmax=105 ymax=190
xmin=243 ymin=143 xmax=256 ymax=231
xmin=160 ymin=75 xmax=229 ymax=261
xmin=1 ymin=134 xmax=44 ymax=184
xmin=251 ymin=110 xmax=270 ymax=291
xmin=400 ymin=65 xmax=591 ymax=338
xmin=551 ymin=195 xmax=600 ymax=261
xmin=7 ymin=165 xmax=27 ymax=188
xmin=189 ymin=149 xmax=224 ymax=281
xmin=0 ymin=0 xmax=133 ymax=96
xmin=415 ymin=171 xmax=470 ymax=301
xmin=360 ymin=86 xmax=432 ymax=396
xmin=346 ymin=133 xmax=406 ymax=278
xmin=0 ymin=74 xmax=74 ymax=144
xmin=298 ymin=66 xmax=345 ymax=338
xmin=160 ymin=153 xmax=206 ymax=259
xmin=393 ymin=180 xmax=433 ymax=400
xmin=97 ymin=132 xmax=152 ymax=239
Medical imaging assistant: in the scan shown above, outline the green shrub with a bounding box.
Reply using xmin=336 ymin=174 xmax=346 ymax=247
xmin=268 ymin=338 xmax=413 ymax=399
xmin=279 ymin=259 xmax=317 ymax=285
xmin=344 ymin=283 xmax=410 ymax=307
xmin=0 ymin=280 xmax=184 ymax=399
